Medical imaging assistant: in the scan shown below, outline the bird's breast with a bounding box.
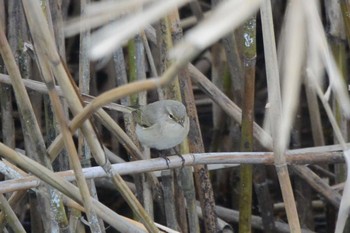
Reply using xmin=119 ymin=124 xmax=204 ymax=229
xmin=135 ymin=116 xmax=189 ymax=150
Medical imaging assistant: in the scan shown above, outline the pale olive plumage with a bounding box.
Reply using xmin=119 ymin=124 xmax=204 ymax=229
xmin=135 ymin=100 xmax=189 ymax=150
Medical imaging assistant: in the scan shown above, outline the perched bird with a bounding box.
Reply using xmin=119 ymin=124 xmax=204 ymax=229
xmin=134 ymin=100 xmax=190 ymax=166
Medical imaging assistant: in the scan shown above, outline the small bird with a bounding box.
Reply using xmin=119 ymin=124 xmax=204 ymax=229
xmin=134 ymin=100 xmax=190 ymax=166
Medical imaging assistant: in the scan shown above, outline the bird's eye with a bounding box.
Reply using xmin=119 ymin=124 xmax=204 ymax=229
xmin=168 ymin=114 xmax=175 ymax=120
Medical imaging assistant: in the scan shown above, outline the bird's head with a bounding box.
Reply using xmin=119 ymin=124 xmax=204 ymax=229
xmin=165 ymin=103 xmax=187 ymax=127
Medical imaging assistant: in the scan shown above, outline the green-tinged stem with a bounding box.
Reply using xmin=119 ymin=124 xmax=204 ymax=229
xmin=238 ymin=14 xmax=256 ymax=233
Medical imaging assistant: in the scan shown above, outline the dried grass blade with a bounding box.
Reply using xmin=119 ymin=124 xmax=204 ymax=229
xmin=177 ymin=0 xmax=261 ymax=51
xmin=303 ymin=0 xmax=350 ymax=117
xmin=64 ymin=0 xmax=150 ymax=37
xmin=89 ymin=0 xmax=191 ymax=60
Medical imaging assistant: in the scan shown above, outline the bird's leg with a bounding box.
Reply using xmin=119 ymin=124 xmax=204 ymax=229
xmin=172 ymin=147 xmax=185 ymax=168
xmin=162 ymin=155 xmax=171 ymax=168
xmin=156 ymin=150 xmax=170 ymax=168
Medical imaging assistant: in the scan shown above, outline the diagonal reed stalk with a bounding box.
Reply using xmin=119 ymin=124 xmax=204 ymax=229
xmin=2 ymin=1 xmax=350 ymax=232
xmin=0 ymin=21 xmax=69 ymax=232
xmin=0 ymin=142 xmax=147 ymax=232
xmin=21 ymin=0 xmax=159 ymax=232
xmin=0 ymin=194 xmax=26 ymax=233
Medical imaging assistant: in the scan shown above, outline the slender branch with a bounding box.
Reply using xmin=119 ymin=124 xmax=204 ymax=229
xmin=0 ymin=151 xmax=343 ymax=194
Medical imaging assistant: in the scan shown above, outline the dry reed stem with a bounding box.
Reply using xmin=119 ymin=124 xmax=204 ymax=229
xmin=156 ymin=13 xmax=188 ymax=232
xmin=299 ymin=1 xmax=350 ymax=231
xmin=22 ymin=1 xmax=159 ymax=231
xmin=0 ymin=17 xmax=68 ymax=231
xmin=1 ymin=0 xmax=348 ymax=231
xmin=166 ymin=10 xmax=201 ymax=232
xmin=0 ymin=74 xmax=134 ymax=113
xmin=23 ymin=2 xmax=102 ymax=230
xmin=257 ymin=1 xmax=280 ymax=231
xmin=216 ymin=205 xmax=315 ymax=233
xmin=0 ymin=194 xmax=26 ymax=232
xmin=22 ymin=0 xmax=107 ymax=167
xmin=0 ymin=190 xmax=27 ymax=231
xmin=292 ymin=166 xmax=341 ymax=207
xmin=0 ymin=142 xmax=147 ymax=232
xmin=0 ymin=72 xmax=163 ymax=193
xmin=189 ymin=58 xmax=345 ymax=220
xmin=0 ymin=151 xmax=343 ymax=194
xmin=20 ymin=4 xmax=266 ymax=231
xmin=188 ymin=63 xmax=273 ymax=149
xmin=271 ymin=0 xmax=305 ymax=231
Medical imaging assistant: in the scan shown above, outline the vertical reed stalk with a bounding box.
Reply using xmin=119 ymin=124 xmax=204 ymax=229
xmin=238 ymin=14 xmax=256 ymax=233
xmin=169 ymin=7 xmax=218 ymax=232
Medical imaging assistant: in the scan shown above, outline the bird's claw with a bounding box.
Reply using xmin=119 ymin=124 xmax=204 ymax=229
xmin=163 ymin=156 xmax=170 ymax=168
xmin=178 ymin=154 xmax=185 ymax=168
xmin=172 ymin=148 xmax=185 ymax=168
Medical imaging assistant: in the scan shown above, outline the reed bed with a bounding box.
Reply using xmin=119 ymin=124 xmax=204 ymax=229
xmin=0 ymin=0 xmax=349 ymax=233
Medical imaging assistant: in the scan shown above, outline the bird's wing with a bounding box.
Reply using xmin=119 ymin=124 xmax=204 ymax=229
xmin=133 ymin=109 xmax=154 ymax=127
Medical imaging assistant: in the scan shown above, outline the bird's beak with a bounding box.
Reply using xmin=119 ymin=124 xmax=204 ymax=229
xmin=178 ymin=119 xmax=185 ymax=127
